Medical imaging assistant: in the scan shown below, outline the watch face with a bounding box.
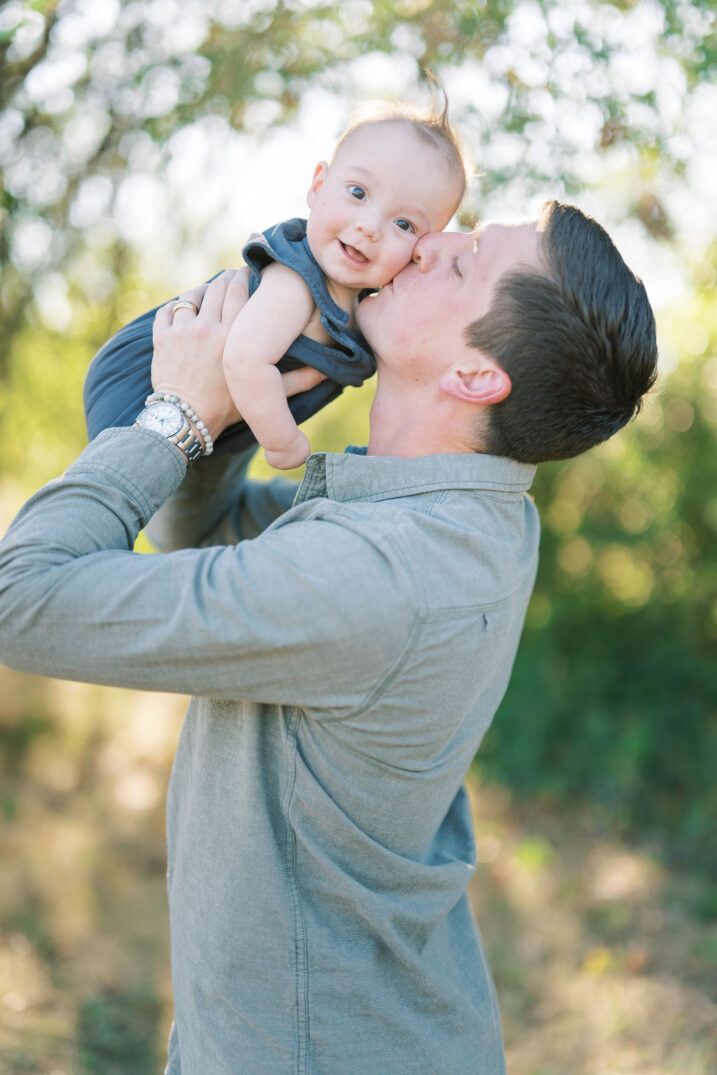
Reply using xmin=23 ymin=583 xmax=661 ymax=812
xmin=140 ymin=402 xmax=184 ymax=437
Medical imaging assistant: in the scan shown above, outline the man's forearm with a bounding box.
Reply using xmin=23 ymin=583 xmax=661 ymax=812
xmin=0 ymin=428 xmax=410 ymax=707
xmin=0 ymin=428 xmax=184 ymax=682
xmin=144 ymin=446 xmax=254 ymax=551
xmin=144 ymin=446 xmax=299 ymax=552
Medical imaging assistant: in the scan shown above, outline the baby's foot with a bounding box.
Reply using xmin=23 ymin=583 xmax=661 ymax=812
xmin=264 ymin=431 xmax=311 ymax=470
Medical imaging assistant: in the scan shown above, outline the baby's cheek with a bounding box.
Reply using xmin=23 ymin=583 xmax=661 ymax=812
xmin=383 ymin=244 xmax=415 ymax=280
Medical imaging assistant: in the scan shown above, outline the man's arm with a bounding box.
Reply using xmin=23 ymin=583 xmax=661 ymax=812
xmin=0 ymin=428 xmax=414 ymax=709
xmin=143 ymin=448 xmax=298 ymax=551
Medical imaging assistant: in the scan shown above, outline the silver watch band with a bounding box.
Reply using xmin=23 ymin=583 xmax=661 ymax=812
xmin=144 ymin=392 xmax=214 ymax=458
xmin=134 ymin=401 xmax=205 ymax=465
xmin=171 ymin=423 xmax=204 ymax=463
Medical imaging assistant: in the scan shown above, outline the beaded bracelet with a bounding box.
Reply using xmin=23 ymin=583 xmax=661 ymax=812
xmin=145 ymin=392 xmax=214 ymax=456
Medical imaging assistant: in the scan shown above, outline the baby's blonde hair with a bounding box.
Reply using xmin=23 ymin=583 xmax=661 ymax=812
xmin=333 ymin=88 xmax=470 ymax=207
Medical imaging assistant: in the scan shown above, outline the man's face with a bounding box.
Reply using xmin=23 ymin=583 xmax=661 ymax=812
xmin=356 ymin=221 xmax=543 ymax=377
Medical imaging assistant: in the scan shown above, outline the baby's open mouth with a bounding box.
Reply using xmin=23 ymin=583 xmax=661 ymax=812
xmin=340 ymin=241 xmax=369 ymax=265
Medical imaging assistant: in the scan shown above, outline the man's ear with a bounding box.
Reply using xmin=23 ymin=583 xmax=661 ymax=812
xmin=307 ymin=162 xmax=328 ymax=207
xmin=439 ymin=357 xmax=512 ymax=406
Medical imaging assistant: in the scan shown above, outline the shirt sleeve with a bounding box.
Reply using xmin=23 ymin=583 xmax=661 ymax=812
xmin=0 ymin=429 xmax=416 ymax=716
xmin=143 ymin=446 xmax=299 ymax=551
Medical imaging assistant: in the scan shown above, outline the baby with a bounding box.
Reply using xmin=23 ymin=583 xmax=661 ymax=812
xmin=83 ymin=100 xmax=468 ymax=466
xmin=232 ymin=104 xmax=467 ymax=467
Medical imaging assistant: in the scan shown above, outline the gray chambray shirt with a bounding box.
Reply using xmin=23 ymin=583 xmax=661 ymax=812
xmin=0 ymin=428 xmax=540 ymax=1075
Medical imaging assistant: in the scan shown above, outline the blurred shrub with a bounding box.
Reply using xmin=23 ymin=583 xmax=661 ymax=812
xmin=78 ymin=987 xmax=161 ymax=1075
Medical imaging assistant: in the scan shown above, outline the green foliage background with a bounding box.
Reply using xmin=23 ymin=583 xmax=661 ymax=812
xmin=0 ymin=1 xmax=716 ymax=1068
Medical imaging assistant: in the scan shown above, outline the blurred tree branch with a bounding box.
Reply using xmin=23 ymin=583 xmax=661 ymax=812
xmin=0 ymin=0 xmax=715 ymax=380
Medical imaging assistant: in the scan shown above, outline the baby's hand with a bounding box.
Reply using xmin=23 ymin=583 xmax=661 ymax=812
xmin=264 ymin=430 xmax=311 ymax=470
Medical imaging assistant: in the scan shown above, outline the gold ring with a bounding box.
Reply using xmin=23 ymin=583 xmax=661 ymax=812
xmin=172 ymin=300 xmax=199 ymax=316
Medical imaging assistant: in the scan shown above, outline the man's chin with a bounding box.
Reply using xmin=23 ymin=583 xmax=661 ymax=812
xmin=355 ymin=290 xmax=380 ymax=337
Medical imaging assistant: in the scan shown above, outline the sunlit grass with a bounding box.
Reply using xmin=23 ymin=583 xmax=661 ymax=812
xmin=1 ymin=676 xmax=714 ymax=1072
xmin=0 ymin=669 xmax=184 ymax=1071
xmin=469 ymin=782 xmax=717 ymax=1075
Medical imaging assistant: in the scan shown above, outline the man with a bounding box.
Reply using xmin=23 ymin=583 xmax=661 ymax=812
xmin=0 ymin=201 xmax=656 ymax=1073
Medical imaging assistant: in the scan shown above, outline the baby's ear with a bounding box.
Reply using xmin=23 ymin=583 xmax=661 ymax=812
xmin=307 ymin=162 xmax=328 ymax=206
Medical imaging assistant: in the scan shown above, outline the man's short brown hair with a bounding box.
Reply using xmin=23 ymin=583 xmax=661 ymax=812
xmin=468 ymin=201 xmax=658 ymax=463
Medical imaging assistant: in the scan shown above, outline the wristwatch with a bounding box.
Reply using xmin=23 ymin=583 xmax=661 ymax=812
xmin=134 ymin=400 xmax=204 ymax=464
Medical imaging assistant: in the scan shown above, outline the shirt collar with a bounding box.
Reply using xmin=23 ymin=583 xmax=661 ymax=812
xmin=295 ymin=449 xmax=537 ymax=505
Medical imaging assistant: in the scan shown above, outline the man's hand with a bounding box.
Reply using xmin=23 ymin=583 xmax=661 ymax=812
xmin=152 ymin=270 xmax=249 ymax=440
xmin=152 ymin=269 xmax=326 ymax=442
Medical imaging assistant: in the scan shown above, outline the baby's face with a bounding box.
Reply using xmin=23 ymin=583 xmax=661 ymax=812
xmin=306 ymin=121 xmax=463 ymax=295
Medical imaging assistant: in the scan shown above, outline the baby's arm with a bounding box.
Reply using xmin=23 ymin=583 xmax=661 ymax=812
xmin=222 ymin=262 xmax=318 ymax=469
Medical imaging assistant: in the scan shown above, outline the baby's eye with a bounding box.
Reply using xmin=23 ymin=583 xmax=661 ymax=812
xmin=451 ymin=256 xmax=463 ymax=279
xmin=395 ymin=219 xmax=416 ymax=234
xmin=348 ymin=184 xmax=366 ymax=201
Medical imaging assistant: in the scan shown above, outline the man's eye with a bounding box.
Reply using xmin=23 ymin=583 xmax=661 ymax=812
xmin=395 ymin=219 xmax=415 ymax=233
xmin=451 ymin=256 xmax=463 ymax=279
xmin=348 ymin=184 xmax=366 ymax=200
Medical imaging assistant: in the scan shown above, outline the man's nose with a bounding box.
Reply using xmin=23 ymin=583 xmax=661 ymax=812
xmin=412 ymin=233 xmax=442 ymax=272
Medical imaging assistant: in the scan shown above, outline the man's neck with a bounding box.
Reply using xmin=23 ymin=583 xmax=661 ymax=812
xmin=366 ymin=368 xmax=480 ymax=457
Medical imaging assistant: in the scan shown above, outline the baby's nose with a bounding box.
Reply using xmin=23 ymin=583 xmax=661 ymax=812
xmin=357 ymin=214 xmax=381 ymax=241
